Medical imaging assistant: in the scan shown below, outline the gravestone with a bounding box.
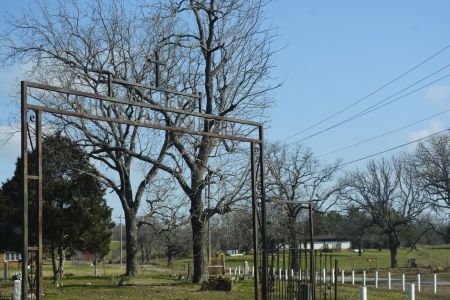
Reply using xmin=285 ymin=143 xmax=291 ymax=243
xmin=244 ymin=261 xmax=249 ymax=275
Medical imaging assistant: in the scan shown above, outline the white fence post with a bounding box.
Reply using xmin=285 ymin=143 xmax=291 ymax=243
xmin=409 ymin=283 xmax=415 ymax=300
xmin=433 ymin=273 xmax=437 ymax=294
xmin=285 ymin=269 xmax=288 ymax=280
xmin=352 ymin=270 xmax=355 ymax=285
xmin=332 ymin=268 xmax=335 ymax=283
xmin=13 ymin=279 xmax=21 ymax=300
xmin=388 ymin=272 xmax=391 ymax=290
xmin=360 ymin=286 xmax=367 ymax=300
xmin=229 ymin=267 xmax=232 ymax=275
xmin=417 ymin=274 xmax=421 ymax=292
xmin=363 ymin=270 xmax=366 ymax=286
xmin=323 ymin=269 xmax=326 ymax=283
xmin=402 ymin=274 xmax=405 ymax=291
xmin=375 ymin=271 xmax=378 ymax=288
xmin=299 ymin=269 xmax=302 ymax=281
xmin=341 ymin=270 xmax=345 ymax=284
xmin=252 ymin=266 xmax=255 ymax=277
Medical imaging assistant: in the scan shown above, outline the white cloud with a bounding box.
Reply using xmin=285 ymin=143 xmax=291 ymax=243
xmin=408 ymin=119 xmax=444 ymax=142
xmin=425 ymin=84 xmax=450 ymax=105
xmin=0 ymin=125 xmax=21 ymax=183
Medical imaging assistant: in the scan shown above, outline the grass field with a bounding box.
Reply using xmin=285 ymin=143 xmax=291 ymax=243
xmin=1 ymin=246 xmax=450 ymax=299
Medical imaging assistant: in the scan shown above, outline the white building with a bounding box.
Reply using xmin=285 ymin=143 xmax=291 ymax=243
xmin=299 ymin=235 xmax=352 ymax=251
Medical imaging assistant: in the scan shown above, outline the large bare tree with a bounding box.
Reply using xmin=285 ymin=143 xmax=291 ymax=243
xmin=339 ymin=157 xmax=428 ymax=268
xmin=2 ymin=0 xmax=276 ymax=281
xmin=412 ymin=133 xmax=450 ymax=239
xmin=1 ymin=1 xmax=181 ymax=276
xmin=265 ymin=143 xmax=339 ymax=270
xmin=140 ymin=0 xmax=277 ymax=282
xmin=413 ymin=133 xmax=450 ymax=210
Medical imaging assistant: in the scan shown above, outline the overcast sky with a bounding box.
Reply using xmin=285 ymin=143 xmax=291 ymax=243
xmin=1 ymin=0 xmax=450 ymax=216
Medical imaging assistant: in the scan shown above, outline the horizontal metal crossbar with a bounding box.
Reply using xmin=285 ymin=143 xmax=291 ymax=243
xmin=26 ymin=103 xmax=261 ymax=144
xmin=112 ymin=78 xmax=200 ymax=99
xmin=25 ymin=81 xmax=261 ymax=127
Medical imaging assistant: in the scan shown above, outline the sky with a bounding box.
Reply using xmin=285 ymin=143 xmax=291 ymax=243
xmin=1 ymin=0 xmax=450 ymax=217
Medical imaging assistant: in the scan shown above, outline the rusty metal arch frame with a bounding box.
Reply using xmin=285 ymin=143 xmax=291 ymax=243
xmin=20 ymin=77 xmax=269 ymax=300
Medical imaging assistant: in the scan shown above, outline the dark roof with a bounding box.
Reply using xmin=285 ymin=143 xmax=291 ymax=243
xmin=314 ymin=235 xmax=352 ymax=241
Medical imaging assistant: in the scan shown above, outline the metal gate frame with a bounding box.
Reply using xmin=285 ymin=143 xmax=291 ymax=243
xmin=21 ymin=71 xmax=269 ymax=299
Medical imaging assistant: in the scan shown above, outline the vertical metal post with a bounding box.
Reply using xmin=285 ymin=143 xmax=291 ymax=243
xmin=250 ymin=142 xmax=260 ymax=300
xmin=21 ymin=81 xmax=28 ymax=300
xmin=36 ymin=110 xmax=43 ymax=299
xmin=258 ymin=127 xmax=268 ymax=300
xmin=334 ymin=260 xmax=338 ymax=300
xmin=309 ymin=203 xmax=315 ymax=300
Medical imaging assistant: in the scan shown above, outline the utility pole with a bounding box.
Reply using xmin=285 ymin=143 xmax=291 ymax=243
xmin=116 ymin=215 xmax=123 ymax=269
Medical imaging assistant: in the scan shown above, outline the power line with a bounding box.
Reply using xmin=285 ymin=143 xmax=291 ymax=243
xmin=319 ymin=108 xmax=450 ymax=157
xmin=289 ymin=70 xmax=450 ymax=145
xmin=282 ymin=44 xmax=450 ymax=142
xmin=338 ymin=127 xmax=450 ymax=168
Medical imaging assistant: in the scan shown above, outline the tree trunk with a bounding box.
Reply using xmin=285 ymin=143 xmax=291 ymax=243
xmin=167 ymin=250 xmax=173 ymax=268
xmin=388 ymin=234 xmax=400 ymax=268
xmin=358 ymin=238 xmax=363 ymax=256
xmin=288 ymin=217 xmax=299 ymax=272
xmin=191 ymin=214 xmax=208 ymax=283
xmin=58 ymin=246 xmax=65 ymax=273
xmin=389 ymin=245 xmax=398 ymax=268
xmin=51 ymin=244 xmax=57 ymax=282
xmin=124 ymin=210 xmax=138 ymax=276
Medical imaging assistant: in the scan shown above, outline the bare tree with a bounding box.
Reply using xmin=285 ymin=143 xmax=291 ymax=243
xmin=413 ymin=133 xmax=450 ymax=209
xmin=139 ymin=0 xmax=277 ymax=282
xmin=339 ymin=157 xmax=428 ymax=268
xmin=0 ymin=1 xmax=180 ymax=276
xmin=410 ymin=133 xmax=450 ymax=240
xmin=265 ymin=143 xmax=340 ymax=270
xmin=138 ymin=178 xmax=190 ymax=267
xmin=2 ymin=0 xmax=276 ymax=281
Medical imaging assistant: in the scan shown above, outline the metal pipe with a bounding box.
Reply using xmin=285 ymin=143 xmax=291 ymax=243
xmin=36 ymin=110 xmax=43 ymax=299
xmin=309 ymin=203 xmax=315 ymax=299
xmin=250 ymin=143 xmax=260 ymax=300
xmin=21 ymin=81 xmax=28 ymax=300
xmin=259 ymin=126 xmax=268 ymax=300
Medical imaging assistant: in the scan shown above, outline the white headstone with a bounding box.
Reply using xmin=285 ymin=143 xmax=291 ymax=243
xmin=244 ymin=261 xmax=249 ymax=274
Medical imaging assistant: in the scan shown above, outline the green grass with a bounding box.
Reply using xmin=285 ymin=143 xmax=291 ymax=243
xmin=2 ymin=246 xmax=450 ymax=299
